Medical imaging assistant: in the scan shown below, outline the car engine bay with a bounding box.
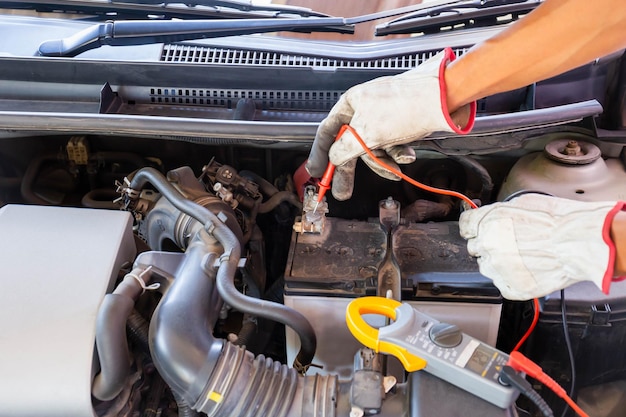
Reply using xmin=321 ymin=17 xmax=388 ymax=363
xmin=1 ymin=4 xmax=626 ymax=417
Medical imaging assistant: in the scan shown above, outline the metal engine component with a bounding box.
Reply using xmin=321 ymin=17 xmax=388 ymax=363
xmin=294 ymin=185 xmax=328 ymax=234
xmin=201 ymin=160 xmax=262 ymax=211
xmin=350 ymin=349 xmax=385 ymax=415
xmin=0 ymin=205 xmax=135 ymax=417
xmin=498 ymin=137 xmax=626 ymax=201
xmin=130 ymin=166 xmax=243 ymax=251
xmin=377 ymin=197 xmax=401 ymax=301
xmin=543 ymin=138 xmax=601 ymax=165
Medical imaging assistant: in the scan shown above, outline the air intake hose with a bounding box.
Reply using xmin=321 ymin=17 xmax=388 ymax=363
xmin=129 ymin=168 xmax=316 ymax=372
xmin=147 ymin=231 xmax=336 ymax=417
xmin=196 ymin=342 xmax=337 ymax=417
xmin=130 ymin=168 xmax=331 ymax=416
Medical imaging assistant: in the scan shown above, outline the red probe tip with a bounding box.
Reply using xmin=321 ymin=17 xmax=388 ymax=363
xmin=312 ymin=125 xmax=348 ymax=210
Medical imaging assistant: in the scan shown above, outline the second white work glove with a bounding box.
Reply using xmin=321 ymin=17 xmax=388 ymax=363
xmin=459 ymin=194 xmax=626 ymax=300
xmin=306 ymin=48 xmax=476 ymax=201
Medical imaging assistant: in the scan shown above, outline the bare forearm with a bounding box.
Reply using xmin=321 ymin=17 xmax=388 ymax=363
xmin=612 ymin=211 xmax=626 ymax=276
xmin=445 ymin=0 xmax=626 ymax=112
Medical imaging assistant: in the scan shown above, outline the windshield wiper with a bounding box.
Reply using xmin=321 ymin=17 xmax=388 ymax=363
xmin=37 ymin=4 xmax=460 ymax=57
xmin=38 ymin=18 xmax=355 ymax=57
xmin=375 ymin=0 xmax=542 ymax=36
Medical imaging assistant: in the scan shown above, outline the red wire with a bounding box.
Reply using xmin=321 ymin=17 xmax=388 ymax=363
xmin=345 ymin=125 xmax=478 ymax=209
xmin=562 ymin=395 xmax=590 ymax=417
xmin=508 ymin=351 xmax=590 ymax=417
xmin=512 ymin=298 xmax=540 ymax=352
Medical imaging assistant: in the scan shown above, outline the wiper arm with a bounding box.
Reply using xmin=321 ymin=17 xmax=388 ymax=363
xmin=37 ymin=4 xmax=460 ymax=58
xmin=375 ymin=0 xmax=542 ymax=36
xmin=38 ymin=18 xmax=354 ymax=57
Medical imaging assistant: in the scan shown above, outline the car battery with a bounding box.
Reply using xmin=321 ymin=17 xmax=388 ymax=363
xmin=525 ymin=280 xmax=626 ymax=410
xmin=284 ymin=217 xmax=502 ymax=379
xmin=409 ymin=372 xmax=516 ymax=417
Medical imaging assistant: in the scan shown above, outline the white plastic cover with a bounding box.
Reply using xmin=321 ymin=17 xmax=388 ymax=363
xmin=0 ymin=205 xmax=135 ymax=417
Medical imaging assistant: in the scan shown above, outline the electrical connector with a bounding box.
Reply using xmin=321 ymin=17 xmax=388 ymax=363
xmin=506 ymin=352 xmax=590 ymax=417
xmin=499 ymin=365 xmax=554 ymax=417
xmin=507 ymin=352 xmax=566 ymax=397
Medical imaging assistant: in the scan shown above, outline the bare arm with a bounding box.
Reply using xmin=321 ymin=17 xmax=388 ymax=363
xmin=611 ymin=212 xmax=626 ymax=276
xmin=445 ymin=0 xmax=626 ymax=112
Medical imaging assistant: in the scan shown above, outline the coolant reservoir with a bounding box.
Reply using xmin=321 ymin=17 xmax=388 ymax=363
xmin=498 ymin=138 xmax=626 ymax=202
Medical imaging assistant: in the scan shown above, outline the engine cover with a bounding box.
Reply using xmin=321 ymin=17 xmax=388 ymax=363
xmin=0 ymin=205 xmax=135 ymax=417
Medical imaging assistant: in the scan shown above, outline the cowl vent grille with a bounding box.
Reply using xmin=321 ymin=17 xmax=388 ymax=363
xmin=149 ymin=87 xmax=341 ymax=111
xmin=161 ymin=44 xmax=469 ymax=69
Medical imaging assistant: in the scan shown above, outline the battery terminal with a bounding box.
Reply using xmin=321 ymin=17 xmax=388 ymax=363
xmin=293 ymin=185 xmax=328 ymax=234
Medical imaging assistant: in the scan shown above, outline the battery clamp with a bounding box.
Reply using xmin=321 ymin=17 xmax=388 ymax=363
xmin=346 ymin=297 xmax=519 ymax=409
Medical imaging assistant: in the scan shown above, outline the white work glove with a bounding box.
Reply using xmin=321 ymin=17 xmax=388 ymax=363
xmin=459 ymin=194 xmax=626 ymax=300
xmin=306 ymin=47 xmax=475 ymax=201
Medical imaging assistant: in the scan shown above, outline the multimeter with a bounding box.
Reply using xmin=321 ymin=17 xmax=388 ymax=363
xmin=346 ymin=297 xmax=519 ymax=408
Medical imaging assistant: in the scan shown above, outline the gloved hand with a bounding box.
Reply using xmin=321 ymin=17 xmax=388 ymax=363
xmin=459 ymin=194 xmax=626 ymax=300
xmin=306 ymin=47 xmax=475 ymax=201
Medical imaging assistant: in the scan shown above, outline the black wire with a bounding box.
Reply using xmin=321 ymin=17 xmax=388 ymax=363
xmin=502 ymin=189 xmax=553 ymax=202
xmin=560 ymin=289 xmax=577 ymax=417
xmin=500 ymin=366 xmax=554 ymax=417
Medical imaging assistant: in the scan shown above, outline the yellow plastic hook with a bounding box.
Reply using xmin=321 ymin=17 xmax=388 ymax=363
xmin=346 ymin=296 xmax=427 ymax=372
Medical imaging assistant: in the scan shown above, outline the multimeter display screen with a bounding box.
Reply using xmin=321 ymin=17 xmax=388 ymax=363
xmin=466 ymin=344 xmax=494 ymax=374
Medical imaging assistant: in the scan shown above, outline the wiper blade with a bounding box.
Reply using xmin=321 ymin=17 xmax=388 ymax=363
xmin=112 ymin=0 xmax=333 ymax=18
xmin=38 ymin=18 xmax=355 ymax=57
xmin=375 ymin=0 xmax=542 ymax=36
xmin=0 ymin=0 xmax=300 ymax=19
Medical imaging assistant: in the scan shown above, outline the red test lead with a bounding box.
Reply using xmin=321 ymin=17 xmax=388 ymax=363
xmin=313 ymin=124 xmax=350 ymax=213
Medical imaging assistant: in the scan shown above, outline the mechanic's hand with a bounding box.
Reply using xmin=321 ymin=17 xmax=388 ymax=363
xmin=459 ymin=194 xmax=626 ymax=300
xmin=306 ymin=47 xmax=475 ymax=201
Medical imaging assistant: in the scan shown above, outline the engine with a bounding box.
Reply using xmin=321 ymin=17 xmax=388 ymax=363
xmin=1 ymin=130 xmax=626 ymax=417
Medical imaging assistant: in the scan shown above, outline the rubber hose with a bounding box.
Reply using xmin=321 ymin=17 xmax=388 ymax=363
xmin=239 ymin=170 xmax=279 ymax=196
xmin=258 ymin=190 xmax=302 ymax=213
xmin=129 ymin=168 xmax=316 ymax=371
xmin=241 ymin=198 xmax=260 ymax=244
xmin=126 ymin=310 xmax=151 ymax=354
xmin=92 ymin=270 xmax=147 ymax=401
xmin=20 ymin=153 xmax=57 ymax=205
xmin=92 ymin=294 xmax=135 ymax=401
xmin=82 ymin=188 xmax=120 ymax=210
xmin=447 ymin=154 xmax=494 ymax=203
xmin=234 ymin=314 xmax=257 ymax=348
xmin=240 ymin=170 xmax=303 ymax=212
xmin=211 ymin=221 xmax=316 ymax=372
xmin=173 ymin=391 xmax=201 ymax=417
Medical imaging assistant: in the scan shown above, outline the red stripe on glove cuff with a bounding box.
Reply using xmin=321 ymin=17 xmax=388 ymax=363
xmin=438 ymin=47 xmax=476 ymax=134
xmin=602 ymin=201 xmax=626 ymax=293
